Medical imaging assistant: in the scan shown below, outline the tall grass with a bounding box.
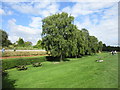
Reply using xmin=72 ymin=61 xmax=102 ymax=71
xmin=2 ymin=51 xmax=47 ymax=57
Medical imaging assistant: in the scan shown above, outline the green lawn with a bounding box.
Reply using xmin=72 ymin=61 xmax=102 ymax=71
xmin=3 ymin=53 xmax=118 ymax=88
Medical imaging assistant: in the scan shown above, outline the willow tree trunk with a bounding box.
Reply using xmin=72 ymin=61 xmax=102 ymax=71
xmin=75 ymin=55 xmax=77 ymax=58
xmin=60 ymin=54 xmax=63 ymax=62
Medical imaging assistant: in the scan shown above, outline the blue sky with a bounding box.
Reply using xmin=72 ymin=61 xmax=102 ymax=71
xmin=0 ymin=0 xmax=118 ymax=46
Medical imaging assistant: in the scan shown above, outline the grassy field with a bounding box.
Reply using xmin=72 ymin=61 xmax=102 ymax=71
xmin=3 ymin=53 xmax=118 ymax=88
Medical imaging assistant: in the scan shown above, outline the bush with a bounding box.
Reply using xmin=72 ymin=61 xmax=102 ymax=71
xmin=16 ymin=65 xmax=28 ymax=71
xmin=2 ymin=56 xmax=46 ymax=70
xmin=32 ymin=62 xmax=42 ymax=67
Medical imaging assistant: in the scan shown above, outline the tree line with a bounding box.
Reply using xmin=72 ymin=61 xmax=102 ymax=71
xmin=0 ymin=30 xmax=12 ymax=47
xmin=1 ymin=12 xmax=119 ymax=58
xmin=102 ymin=44 xmax=120 ymax=52
xmin=0 ymin=29 xmax=42 ymax=49
xmin=41 ymin=12 xmax=103 ymax=61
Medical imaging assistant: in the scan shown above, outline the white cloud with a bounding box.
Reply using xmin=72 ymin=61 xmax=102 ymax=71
xmin=29 ymin=17 xmax=42 ymax=29
xmin=1 ymin=0 xmax=57 ymax=2
xmin=62 ymin=2 xmax=116 ymax=17
xmin=8 ymin=2 xmax=59 ymax=17
xmin=75 ymin=18 xmax=118 ymax=46
xmin=34 ymin=1 xmax=51 ymax=9
xmin=0 ymin=8 xmax=13 ymax=15
xmin=47 ymin=3 xmax=60 ymax=14
xmin=8 ymin=35 xmax=19 ymax=43
xmin=0 ymin=0 xmax=32 ymax=2
xmin=61 ymin=2 xmax=118 ymax=46
xmin=3 ymin=2 xmax=118 ymax=46
xmin=7 ymin=11 xmax=13 ymax=15
xmin=1 ymin=0 xmax=119 ymax=2
xmin=11 ymin=3 xmax=39 ymax=14
xmin=75 ymin=17 xmax=91 ymax=30
xmin=41 ymin=10 xmax=51 ymax=17
xmin=8 ymin=18 xmax=42 ymax=45
xmin=62 ymin=6 xmax=71 ymax=14
xmin=102 ymin=4 xmax=118 ymax=19
xmin=74 ymin=4 xmax=118 ymax=46
xmin=0 ymin=8 xmax=5 ymax=15
xmin=69 ymin=0 xmax=119 ymax=2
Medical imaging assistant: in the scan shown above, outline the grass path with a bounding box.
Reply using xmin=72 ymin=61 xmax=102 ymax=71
xmin=4 ymin=53 xmax=118 ymax=88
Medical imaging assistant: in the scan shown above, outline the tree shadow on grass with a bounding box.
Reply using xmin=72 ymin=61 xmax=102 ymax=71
xmin=2 ymin=71 xmax=16 ymax=89
xmin=63 ymin=58 xmax=70 ymax=62
xmin=46 ymin=56 xmax=70 ymax=62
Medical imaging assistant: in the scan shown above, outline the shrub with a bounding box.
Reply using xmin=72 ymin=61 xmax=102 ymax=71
xmin=16 ymin=65 xmax=28 ymax=71
xmin=32 ymin=62 xmax=42 ymax=67
xmin=2 ymin=56 xmax=46 ymax=70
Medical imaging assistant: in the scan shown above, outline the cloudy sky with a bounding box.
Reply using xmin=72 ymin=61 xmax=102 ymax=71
xmin=0 ymin=0 xmax=118 ymax=46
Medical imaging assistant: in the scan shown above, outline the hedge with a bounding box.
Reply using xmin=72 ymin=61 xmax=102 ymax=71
xmin=2 ymin=56 xmax=46 ymax=70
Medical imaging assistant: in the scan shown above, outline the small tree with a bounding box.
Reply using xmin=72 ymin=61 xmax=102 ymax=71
xmin=24 ymin=41 xmax=32 ymax=47
xmin=88 ymin=36 xmax=99 ymax=54
xmin=98 ymin=41 xmax=103 ymax=52
xmin=0 ymin=29 xmax=12 ymax=47
xmin=81 ymin=28 xmax=90 ymax=55
xmin=76 ymin=29 xmax=85 ymax=56
xmin=34 ymin=40 xmax=42 ymax=49
xmin=16 ymin=38 xmax=25 ymax=47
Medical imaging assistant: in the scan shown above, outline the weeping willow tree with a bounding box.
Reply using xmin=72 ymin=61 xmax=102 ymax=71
xmin=41 ymin=12 xmax=103 ymax=61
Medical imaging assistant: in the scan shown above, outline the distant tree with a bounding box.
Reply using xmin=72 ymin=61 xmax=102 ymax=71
xmin=81 ymin=28 xmax=90 ymax=55
xmin=24 ymin=41 xmax=32 ymax=47
xmin=34 ymin=40 xmax=42 ymax=49
xmin=102 ymin=44 xmax=120 ymax=52
xmin=98 ymin=41 xmax=103 ymax=52
xmin=0 ymin=29 xmax=12 ymax=47
xmin=102 ymin=43 xmax=107 ymax=51
xmin=65 ymin=25 xmax=78 ymax=58
xmin=75 ymin=29 xmax=85 ymax=56
xmin=88 ymin=36 xmax=99 ymax=54
xmin=13 ymin=42 xmax=17 ymax=47
xmin=16 ymin=38 xmax=25 ymax=47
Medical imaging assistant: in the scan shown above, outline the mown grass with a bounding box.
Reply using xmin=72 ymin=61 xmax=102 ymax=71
xmin=3 ymin=53 xmax=118 ymax=88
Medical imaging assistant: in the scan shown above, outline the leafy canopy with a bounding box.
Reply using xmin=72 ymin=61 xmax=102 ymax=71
xmin=0 ymin=29 xmax=12 ymax=47
xmin=41 ymin=12 xmax=103 ymax=60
